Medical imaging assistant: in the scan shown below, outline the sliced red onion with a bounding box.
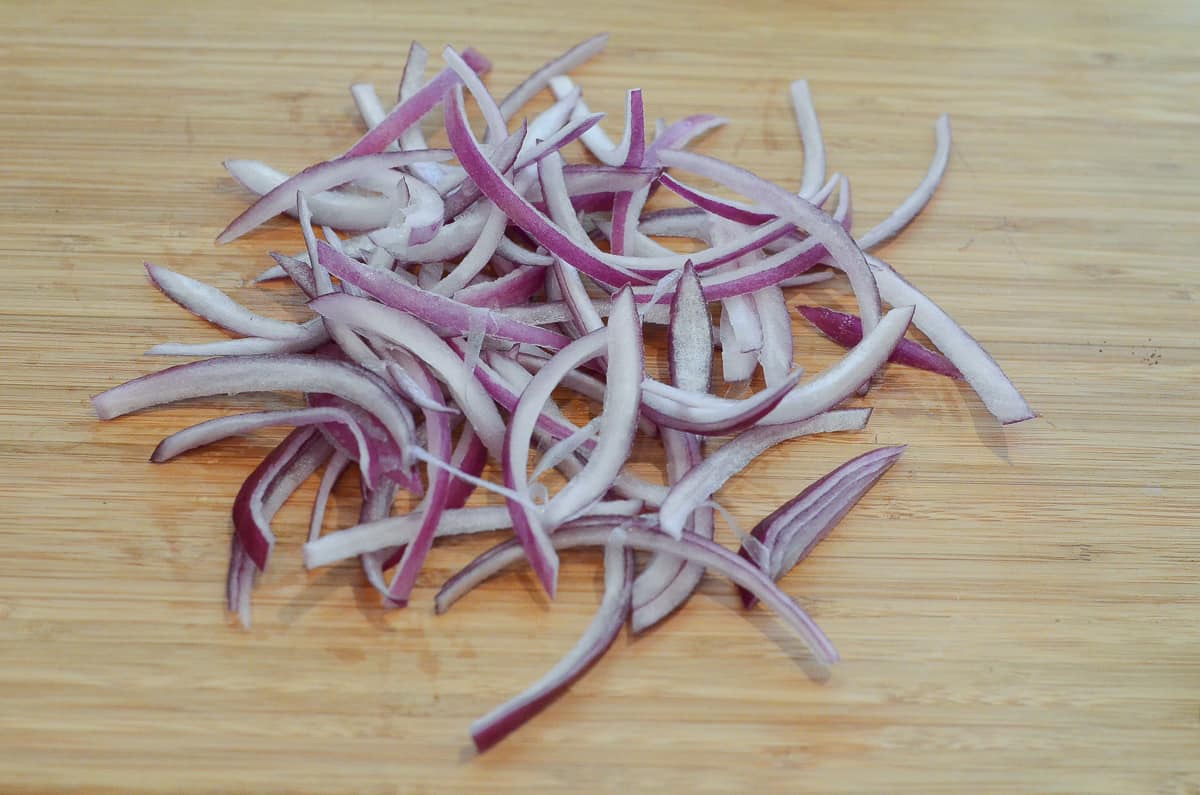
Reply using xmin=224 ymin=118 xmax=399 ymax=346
xmin=453 ymin=263 xmax=544 ymax=309
xmin=657 ymin=149 xmax=881 ymax=331
xmin=463 ymin=349 xmax=593 ymax=447
xmin=547 ymin=78 xmax=645 ymax=167
xmin=754 ymin=286 xmax=794 ymax=387
xmin=303 ymin=499 xmax=642 ymax=569
xmin=440 ymin=113 xmax=603 ymax=221
xmin=500 ymin=298 xmax=625 ymax=596
xmin=498 ymin=34 xmax=609 ymax=120
xmin=797 ymin=305 xmax=963 ymax=379
xmin=738 ymin=445 xmax=905 ymax=608
xmin=268 ymin=252 xmax=319 ymax=298
xmin=384 ymin=361 xmax=461 ymax=414
xmin=766 ymin=445 xmax=905 ymax=573
xmin=436 ymin=521 xmax=838 ymax=666
xmin=470 ymin=531 xmax=633 ymax=752
xmin=299 ymin=194 xmax=386 ymax=375
xmin=531 ymin=417 xmax=603 ymax=483
xmin=790 ymin=80 xmax=826 ymax=200
xmin=448 ymin=88 xmax=794 ymax=284
xmin=92 ymin=354 xmax=414 ymax=487
xmin=394 ymin=43 xmax=456 ymax=190
xmin=543 ymin=289 xmax=642 ymax=528
xmin=522 ymin=84 xmax=581 ymax=158
xmin=867 ymin=255 xmax=1034 ymax=424
xmin=228 ymin=426 xmax=333 ymax=571
xmin=755 ymin=304 xmax=915 ymax=425
xmin=149 ymin=407 xmax=370 ymax=477
xmin=227 ymin=427 xmax=329 ymax=624
xmin=309 ymin=294 xmax=507 ymax=456
xmin=217 ymin=150 xmax=453 ymax=244
xmin=358 ymin=478 xmax=404 ymax=592
xmin=499 ymin=299 xmax=671 ymax=327
xmin=858 ymin=115 xmax=951 ymax=251
xmin=719 ymin=306 xmax=758 ymax=382
xmin=383 ymin=362 xmax=452 ymax=604
xmin=658 ymin=408 xmax=873 ymax=537
xmin=98 ymin=38 xmax=1042 ymax=752
xmin=308 ymin=389 xmax=413 ymax=487
xmin=392 ymin=174 xmax=445 ymax=245
xmin=224 ymin=159 xmax=400 ymax=231
xmin=147 ymin=319 xmax=329 ymax=357
xmin=443 ymin=45 xmax=507 ymax=146
xmin=316 ymin=241 xmax=572 ymax=350
xmin=342 ymin=49 xmax=490 ymax=158
xmin=629 ymin=427 xmax=712 ymax=633
xmin=638 ymin=370 xmax=804 ymax=436
xmin=444 ymin=425 xmax=488 ymax=509
xmin=145 ymin=264 xmax=311 ymax=341
xmin=776 ymin=269 xmax=835 ymax=290
xmin=350 ymin=83 xmax=394 ymax=145
xmin=309 ymin=451 xmax=351 ymax=543
xmin=667 ymin=262 xmax=712 ymax=393
xmin=434 ymin=172 xmax=535 ymax=297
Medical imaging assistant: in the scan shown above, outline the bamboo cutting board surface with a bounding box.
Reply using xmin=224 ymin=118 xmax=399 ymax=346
xmin=1 ymin=1 xmax=1198 ymax=792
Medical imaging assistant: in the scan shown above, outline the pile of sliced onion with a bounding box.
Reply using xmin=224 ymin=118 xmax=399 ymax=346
xmin=92 ymin=35 xmax=1033 ymax=752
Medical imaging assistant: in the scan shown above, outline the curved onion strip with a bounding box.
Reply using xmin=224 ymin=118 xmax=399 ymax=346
xmin=303 ymin=499 xmax=642 ymax=569
xmin=797 ymin=304 xmax=963 ymax=379
xmin=754 ymin=286 xmax=794 ymax=387
xmin=470 ymin=532 xmax=633 ymax=752
xmin=150 ymin=407 xmax=371 ymax=479
xmin=147 ymin=319 xmax=329 ymax=357
xmin=228 ymin=427 xmax=332 ymax=572
xmin=217 ymin=150 xmax=454 ymax=244
xmin=435 ymin=522 xmax=839 ymax=667
xmin=300 ymin=195 xmax=385 ymax=374
xmin=308 ymin=451 xmax=351 ymax=543
xmin=791 ymin=80 xmax=826 ymax=200
xmin=737 ymin=445 xmax=905 ymax=608
xmin=658 ymin=408 xmax=873 ymax=537
xmin=223 ymin=159 xmax=399 ymax=231
xmin=384 ymin=362 xmax=453 ymax=605
xmin=667 ymin=262 xmax=713 ymax=393
xmin=316 ymin=240 xmax=571 ymax=349
xmin=858 ymin=115 xmax=951 ymax=251
xmin=630 ymin=429 xmax=708 ymax=614
xmin=342 ymin=48 xmax=490 ymax=158
xmin=498 ymin=34 xmax=609 ymax=121
xmin=454 ymin=264 xmax=544 ymax=308
xmin=755 ymin=305 xmax=916 ymax=425
xmin=227 ymin=429 xmax=328 ymax=624
xmin=441 ymin=113 xmax=603 ymax=221
xmin=544 ymin=290 xmax=642 ymax=528
xmin=867 ymin=255 xmax=1034 ymax=424
xmin=309 ymin=294 xmax=508 ymax=456
xmin=657 ymin=148 xmax=881 ymax=333
xmin=92 ymin=354 xmax=413 ymax=486
xmin=268 ymin=253 xmax=319 ymax=298
xmin=145 ymin=263 xmax=312 ymax=341
xmin=447 ymin=86 xmax=795 ymax=283
xmin=444 ymin=425 xmax=488 ymax=510
xmin=501 ymin=325 xmax=609 ymax=596
xmin=766 ymin=446 xmax=906 ymax=573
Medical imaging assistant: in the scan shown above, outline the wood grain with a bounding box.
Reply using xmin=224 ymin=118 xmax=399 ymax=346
xmin=1 ymin=1 xmax=1198 ymax=792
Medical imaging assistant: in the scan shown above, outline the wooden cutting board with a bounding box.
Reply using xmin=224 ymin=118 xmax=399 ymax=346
xmin=1 ymin=1 xmax=1197 ymax=792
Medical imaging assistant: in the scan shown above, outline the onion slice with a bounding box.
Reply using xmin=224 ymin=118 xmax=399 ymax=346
xmin=738 ymin=445 xmax=906 ymax=607
xmin=436 ymin=522 xmax=839 ymax=667
xmin=797 ymin=305 xmax=963 ymax=379
xmin=470 ymin=530 xmax=633 ymax=752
